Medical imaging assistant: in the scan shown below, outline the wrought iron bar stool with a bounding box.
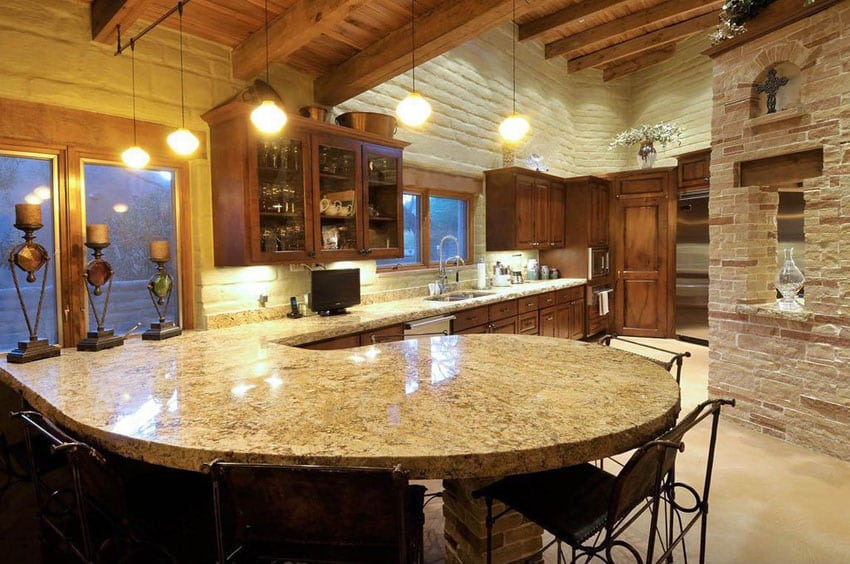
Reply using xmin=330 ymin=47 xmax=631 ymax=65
xmin=599 ymin=334 xmax=691 ymax=386
xmin=472 ymin=398 xmax=734 ymax=564
xmin=207 ymin=459 xmax=426 ymax=563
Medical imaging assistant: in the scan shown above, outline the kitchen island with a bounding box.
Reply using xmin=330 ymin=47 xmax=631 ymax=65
xmin=0 ymin=308 xmax=679 ymax=562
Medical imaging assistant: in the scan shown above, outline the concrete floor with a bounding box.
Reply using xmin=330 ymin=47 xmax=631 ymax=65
xmin=422 ymin=338 xmax=850 ymax=563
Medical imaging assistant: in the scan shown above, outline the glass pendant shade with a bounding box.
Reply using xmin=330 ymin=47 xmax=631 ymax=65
xmin=167 ymin=128 xmax=200 ymax=155
xmin=122 ymin=146 xmax=151 ymax=169
xmin=251 ymin=100 xmax=287 ymax=134
xmin=499 ymin=113 xmax=530 ymax=143
xmin=396 ymin=92 xmax=432 ymax=127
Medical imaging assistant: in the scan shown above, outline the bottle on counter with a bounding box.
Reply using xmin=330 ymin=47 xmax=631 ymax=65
xmin=477 ymin=257 xmax=487 ymax=289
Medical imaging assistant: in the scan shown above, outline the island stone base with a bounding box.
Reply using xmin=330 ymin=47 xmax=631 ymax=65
xmin=443 ymin=478 xmax=543 ymax=563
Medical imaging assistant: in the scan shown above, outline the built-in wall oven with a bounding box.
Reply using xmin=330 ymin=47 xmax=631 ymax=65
xmin=588 ymin=246 xmax=610 ymax=280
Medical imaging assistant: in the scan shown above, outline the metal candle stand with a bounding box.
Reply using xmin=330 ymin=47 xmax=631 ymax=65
xmin=142 ymin=258 xmax=182 ymax=340
xmin=77 ymin=241 xmax=124 ymax=351
xmin=7 ymin=221 xmax=61 ymax=363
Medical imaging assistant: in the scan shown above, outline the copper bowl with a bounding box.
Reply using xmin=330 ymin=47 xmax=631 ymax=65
xmin=335 ymin=112 xmax=397 ymax=138
xmin=299 ymin=105 xmax=329 ymax=122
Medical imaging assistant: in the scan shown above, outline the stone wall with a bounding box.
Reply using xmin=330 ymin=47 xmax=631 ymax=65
xmin=707 ymin=4 xmax=850 ymax=460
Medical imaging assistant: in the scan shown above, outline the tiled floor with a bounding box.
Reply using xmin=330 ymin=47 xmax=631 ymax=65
xmin=421 ymin=338 xmax=850 ymax=563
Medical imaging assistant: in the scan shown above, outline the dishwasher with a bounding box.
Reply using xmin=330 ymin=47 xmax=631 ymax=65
xmin=403 ymin=314 xmax=455 ymax=339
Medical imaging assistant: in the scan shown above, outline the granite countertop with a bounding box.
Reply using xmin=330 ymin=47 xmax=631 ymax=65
xmin=256 ymin=278 xmax=588 ymax=345
xmin=0 ymin=319 xmax=680 ymax=478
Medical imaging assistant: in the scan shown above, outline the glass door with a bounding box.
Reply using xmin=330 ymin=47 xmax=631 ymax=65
xmin=313 ymin=135 xmax=361 ymax=260
xmin=364 ymin=145 xmax=402 ymax=259
xmin=254 ymin=131 xmax=310 ymax=261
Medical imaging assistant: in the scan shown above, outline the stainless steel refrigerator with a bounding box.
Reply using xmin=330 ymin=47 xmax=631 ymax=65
xmin=676 ymin=191 xmax=709 ymax=344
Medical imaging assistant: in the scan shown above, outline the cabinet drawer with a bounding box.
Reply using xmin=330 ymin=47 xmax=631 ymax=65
xmin=556 ymin=286 xmax=584 ymax=305
xmin=299 ymin=334 xmax=361 ymax=350
xmin=489 ymin=316 xmax=517 ymax=334
xmin=518 ymin=311 xmax=538 ymax=334
xmin=538 ymin=291 xmax=557 ymax=308
xmin=489 ymin=300 xmax=518 ymax=321
xmin=455 ymin=323 xmax=489 ymax=335
xmin=453 ymin=305 xmax=490 ymax=333
xmin=360 ymin=324 xmax=405 ymax=345
xmin=517 ymin=295 xmax=539 ymax=314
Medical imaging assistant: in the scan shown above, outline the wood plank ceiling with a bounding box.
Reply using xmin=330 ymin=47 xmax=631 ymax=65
xmin=87 ymin=0 xmax=724 ymax=105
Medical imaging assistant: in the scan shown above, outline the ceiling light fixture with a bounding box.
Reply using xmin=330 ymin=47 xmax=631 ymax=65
xmin=167 ymin=2 xmax=200 ymax=156
xmin=498 ymin=0 xmax=530 ymax=144
xmin=396 ymin=0 xmax=432 ymax=127
xmin=250 ymin=0 xmax=287 ymax=134
xmin=121 ymin=40 xmax=151 ymax=169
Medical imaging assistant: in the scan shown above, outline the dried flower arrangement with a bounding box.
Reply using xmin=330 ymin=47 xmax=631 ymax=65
xmin=608 ymin=122 xmax=683 ymax=150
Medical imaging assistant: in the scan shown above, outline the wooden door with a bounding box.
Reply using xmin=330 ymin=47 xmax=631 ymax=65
xmin=533 ymin=179 xmax=550 ymax=248
xmin=612 ymin=193 xmax=671 ymax=337
xmin=539 ymin=306 xmax=556 ymax=337
xmin=555 ymin=303 xmax=571 ymax=339
xmin=548 ymin=182 xmax=566 ymax=248
xmin=515 ymin=175 xmax=536 ymax=249
xmin=589 ymin=181 xmax=610 ymax=247
xmin=569 ymin=299 xmax=585 ymax=340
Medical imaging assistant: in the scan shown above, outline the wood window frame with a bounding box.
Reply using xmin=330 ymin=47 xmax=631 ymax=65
xmin=377 ymin=187 xmax=474 ymax=273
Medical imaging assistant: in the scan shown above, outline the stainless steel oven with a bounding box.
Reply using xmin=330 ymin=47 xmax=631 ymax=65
xmin=588 ymin=246 xmax=610 ymax=280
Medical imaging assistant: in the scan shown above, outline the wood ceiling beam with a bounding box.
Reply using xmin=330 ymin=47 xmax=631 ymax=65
xmin=518 ymin=0 xmax=631 ymax=42
xmin=90 ymin=0 xmax=152 ymax=44
xmin=602 ymin=43 xmax=677 ymax=81
xmin=314 ymin=0 xmax=513 ymax=107
xmin=545 ymin=0 xmax=722 ymax=59
xmin=567 ymin=11 xmax=717 ymax=73
xmin=231 ymin=0 xmax=370 ymax=81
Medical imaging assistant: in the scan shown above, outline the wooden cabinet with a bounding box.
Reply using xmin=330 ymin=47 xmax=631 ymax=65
xmin=539 ymin=306 xmax=557 ymax=337
xmin=677 ymin=149 xmax=710 ymax=192
xmin=554 ymin=286 xmax=585 ymax=340
xmin=453 ymin=305 xmax=490 ymax=333
xmin=299 ymin=334 xmax=361 ymax=350
xmin=610 ymin=168 xmax=677 ymax=338
xmin=588 ymin=180 xmax=610 ymax=247
xmin=489 ymin=317 xmax=518 ymax=334
xmin=517 ymin=311 xmax=538 ymax=335
xmin=485 ymin=167 xmax=567 ymax=251
xmin=202 ymin=101 xmax=407 ymax=266
xmin=359 ymin=324 xmax=405 ymax=345
xmin=300 ymin=323 xmax=405 ymax=349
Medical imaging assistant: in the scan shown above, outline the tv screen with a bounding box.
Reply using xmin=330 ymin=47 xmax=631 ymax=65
xmin=310 ymin=268 xmax=361 ymax=316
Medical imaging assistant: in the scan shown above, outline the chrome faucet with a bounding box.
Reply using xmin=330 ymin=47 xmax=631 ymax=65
xmin=437 ymin=235 xmax=465 ymax=294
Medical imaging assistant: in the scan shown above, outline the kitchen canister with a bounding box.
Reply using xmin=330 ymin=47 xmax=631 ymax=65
xmin=550 ymin=268 xmax=560 ymax=279
xmin=540 ymin=265 xmax=550 ymax=279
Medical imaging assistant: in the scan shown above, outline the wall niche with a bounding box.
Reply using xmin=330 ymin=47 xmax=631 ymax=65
xmin=750 ymin=61 xmax=801 ymax=118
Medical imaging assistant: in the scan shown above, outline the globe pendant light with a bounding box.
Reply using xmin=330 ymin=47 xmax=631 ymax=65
xmin=396 ymin=0 xmax=431 ymax=127
xmin=167 ymin=2 xmax=200 ymax=156
xmin=499 ymin=0 xmax=529 ymax=144
xmin=122 ymin=40 xmax=151 ymax=169
xmin=251 ymin=0 xmax=287 ymax=134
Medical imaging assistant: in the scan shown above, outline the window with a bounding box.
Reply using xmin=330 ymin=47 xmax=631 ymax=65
xmin=82 ymin=163 xmax=181 ymax=333
xmin=377 ymin=190 xmax=472 ymax=270
xmin=0 ymin=152 xmax=59 ymax=352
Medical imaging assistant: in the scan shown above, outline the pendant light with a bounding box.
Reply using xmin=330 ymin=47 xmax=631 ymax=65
xmin=250 ymin=0 xmax=287 ymax=134
xmin=396 ymin=0 xmax=432 ymax=127
xmin=498 ymin=0 xmax=530 ymax=144
xmin=122 ymin=40 xmax=151 ymax=169
xmin=167 ymin=2 xmax=200 ymax=156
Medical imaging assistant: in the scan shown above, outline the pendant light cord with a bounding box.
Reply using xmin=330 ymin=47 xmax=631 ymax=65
xmin=177 ymin=2 xmax=186 ymax=128
xmin=512 ymin=0 xmax=517 ymax=114
xmin=264 ymin=0 xmax=270 ymax=84
xmin=130 ymin=39 xmax=138 ymax=144
xmin=410 ymin=0 xmax=416 ymax=92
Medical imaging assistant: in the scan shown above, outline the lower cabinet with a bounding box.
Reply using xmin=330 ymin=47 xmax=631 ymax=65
xmin=539 ymin=306 xmax=557 ymax=337
xmin=455 ymin=323 xmax=489 ymax=335
xmin=299 ymin=334 xmax=361 ymax=350
xmin=517 ymin=311 xmax=538 ymax=335
xmin=490 ymin=317 xmax=518 ymax=334
xmin=300 ymin=323 xmax=404 ymax=349
xmin=359 ymin=324 xmax=405 ymax=345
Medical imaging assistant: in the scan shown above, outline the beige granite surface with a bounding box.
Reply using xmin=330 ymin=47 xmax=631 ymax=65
xmin=206 ymin=278 xmax=587 ymax=332
xmin=0 ymin=322 xmax=680 ymax=479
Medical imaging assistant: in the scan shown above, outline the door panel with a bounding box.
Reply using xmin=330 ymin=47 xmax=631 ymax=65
xmin=621 ymin=280 xmax=661 ymax=332
xmin=623 ymin=205 xmax=659 ymax=271
xmin=515 ymin=176 xmax=535 ymax=248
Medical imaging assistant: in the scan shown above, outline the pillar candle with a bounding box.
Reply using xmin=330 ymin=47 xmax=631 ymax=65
xmin=15 ymin=203 xmax=41 ymax=226
xmin=86 ymin=224 xmax=109 ymax=244
xmin=149 ymin=240 xmax=170 ymax=261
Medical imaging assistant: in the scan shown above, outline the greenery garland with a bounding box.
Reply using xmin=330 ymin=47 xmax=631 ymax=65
xmin=710 ymin=0 xmax=816 ymax=44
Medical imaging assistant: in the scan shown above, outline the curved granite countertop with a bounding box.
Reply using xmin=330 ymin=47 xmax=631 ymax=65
xmin=0 ymin=324 xmax=680 ymax=479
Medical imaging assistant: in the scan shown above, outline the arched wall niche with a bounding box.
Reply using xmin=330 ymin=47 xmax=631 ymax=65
xmin=750 ymin=62 xmax=802 ymax=117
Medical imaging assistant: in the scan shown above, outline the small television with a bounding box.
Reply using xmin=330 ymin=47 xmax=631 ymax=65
xmin=310 ymin=268 xmax=361 ymax=316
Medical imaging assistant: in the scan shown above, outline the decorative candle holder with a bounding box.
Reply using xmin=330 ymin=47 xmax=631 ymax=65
xmin=77 ymin=241 xmax=124 ymax=351
xmin=6 ymin=219 xmax=61 ymax=363
xmin=142 ymin=256 xmax=182 ymax=341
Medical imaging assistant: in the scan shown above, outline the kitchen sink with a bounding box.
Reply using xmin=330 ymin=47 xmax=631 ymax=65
xmin=424 ymin=291 xmax=495 ymax=302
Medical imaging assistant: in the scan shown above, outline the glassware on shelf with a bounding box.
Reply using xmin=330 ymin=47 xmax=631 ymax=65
xmin=775 ymin=247 xmax=805 ymax=311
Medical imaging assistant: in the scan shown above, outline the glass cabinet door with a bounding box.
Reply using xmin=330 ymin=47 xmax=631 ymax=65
xmin=254 ymin=133 xmax=308 ymax=260
xmin=314 ymin=135 xmax=361 ymax=259
xmin=364 ymin=146 xmax=402 ymax=259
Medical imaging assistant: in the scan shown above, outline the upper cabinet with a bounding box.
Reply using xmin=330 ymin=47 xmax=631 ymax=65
xmin=202 ymin=102 xmax=407 ymax=266
xmin=485 ymin=167 xmax=566 ymax=251
xmin=676 ymin=149 xmax=710 ymax=192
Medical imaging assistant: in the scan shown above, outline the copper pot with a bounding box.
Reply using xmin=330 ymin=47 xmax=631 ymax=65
xmin=299 ymin=105 xmax=329 ymax=122
xmin=335 ymin=112 xmax=397 ymax=138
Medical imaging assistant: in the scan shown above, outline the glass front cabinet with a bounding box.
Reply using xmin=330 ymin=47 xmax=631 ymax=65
xmin=203 ymin=102 xmax=406 ymax=266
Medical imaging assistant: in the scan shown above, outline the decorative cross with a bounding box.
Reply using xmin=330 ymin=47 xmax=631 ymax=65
xmin=756 ymin=68 xmax=789 ymax=114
